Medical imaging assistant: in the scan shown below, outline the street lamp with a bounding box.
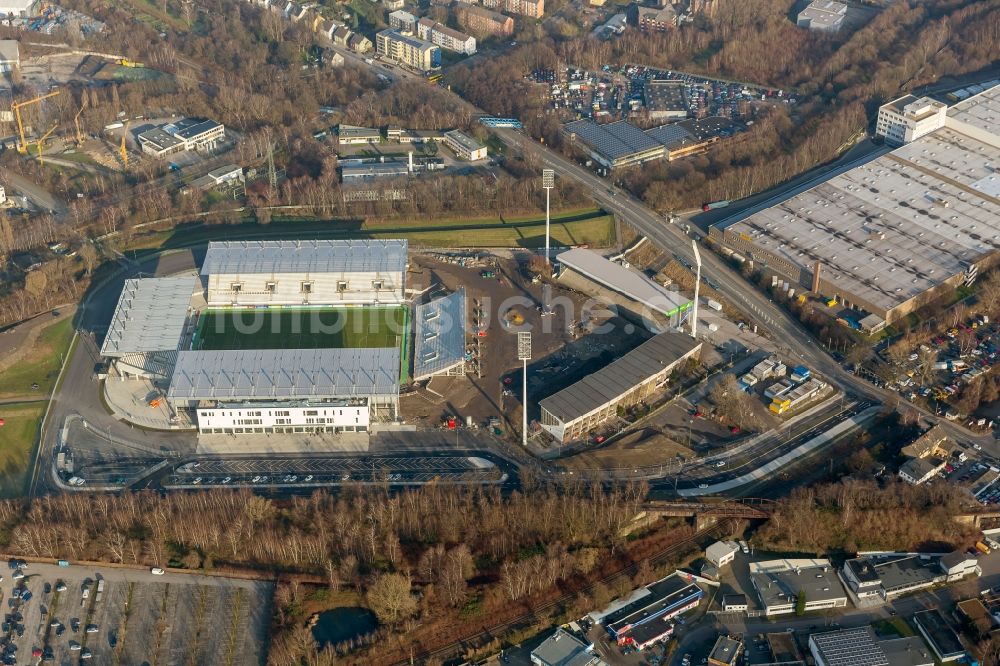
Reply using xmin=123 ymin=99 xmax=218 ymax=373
xmin=518 ymin=332 xmax=532 ymax=447
xmin=542 ymin=169 xmax=555 ymax=265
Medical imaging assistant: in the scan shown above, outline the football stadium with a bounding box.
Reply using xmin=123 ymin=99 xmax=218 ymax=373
xmin=100 ymin=239 xmax=467 ymax=435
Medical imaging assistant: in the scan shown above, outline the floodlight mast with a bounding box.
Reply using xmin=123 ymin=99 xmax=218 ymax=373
xmin=517 ymin=332 xmax=532 ymax=446
xmin=691 ymin=239 xmax=701 ymax=338
xmin=542 ymin=169 xmax=554 ymax=265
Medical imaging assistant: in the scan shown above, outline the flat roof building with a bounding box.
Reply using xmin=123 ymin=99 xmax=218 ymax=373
xmin=876 ymin=95 xmax=948 ymax=146
xmin=336 ymin=124 xmax=381 ymax=145
xmin=138 ymin=118 xmax=225 ymax=157
xmin=598 ymin=573 xmax=703 ymax=645
xmin=708 ymin=636 xmax=743 ymax=666
xmin=201 ymin=239 xmax=408 ymax=306
xmin=705 ymin=541 xmax=739 ymax=568
xmin=340 ymin=163 xmax=410 ymax=181
xmin=880 ymin=637 xmax=933 ymax=666
xmin=749 ymin=559 xmax=847 ymax=616
xmin=644 ymin=80 xmax=688 ymax=120
xmin=539 ymin=331 xmax=701 ymax=444
xmin=721 ymin=594 xmax=747 ymax=612
xmin=913 ymin=609 xmax=965 ymax=662
xmin=796 ymin=0 xmax=846 ymax=31
xmin=712 ymin=86 xmax=1000 ymax=325
xmin=444 ymin=129 xmax=487 ymax=160
xmin=530 ymin=628 xmax=604 ymax=666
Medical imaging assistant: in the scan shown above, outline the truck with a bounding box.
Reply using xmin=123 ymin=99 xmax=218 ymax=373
xmin=707 ymin=299 xmax=723 ymax=311
xmin=702 ymin=200 xmax=730 ymax=212
xmin=976 ymin=541 xmax=991 ymax=555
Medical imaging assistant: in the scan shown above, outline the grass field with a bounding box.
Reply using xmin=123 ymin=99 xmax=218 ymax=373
xmin=126 ymin=208 xmax=616 ymax=252
xmin=0 ymin=402 xmax=45 ymax=499
xmin=194 ymin=307 xmax=407 ymax=351
xmin=0 ymin=317 xmax=74 ymax=400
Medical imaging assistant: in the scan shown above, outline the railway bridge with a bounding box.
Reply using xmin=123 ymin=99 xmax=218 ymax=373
xmin=640 ymin=498 xmax=776 ymax=529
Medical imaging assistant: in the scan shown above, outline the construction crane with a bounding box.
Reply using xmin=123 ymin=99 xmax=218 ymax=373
xmin=73 ymin=106 xmax=85 ymax=145
xmin=12 ymin=90 xmax=61 ymax=153
xmin=36 ymin=124 xmax=58 ymax=166
xmin=120 ymin=120 xmax=130 ymax=169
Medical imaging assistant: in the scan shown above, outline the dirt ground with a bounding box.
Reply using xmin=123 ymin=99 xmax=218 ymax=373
xmin=401 ymin=251 xmax=647 ymax=435
xmin=558 ymin=427 xmax=694 ymax=471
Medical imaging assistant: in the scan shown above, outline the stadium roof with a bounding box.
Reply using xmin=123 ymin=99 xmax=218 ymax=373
xmin=100 ymin=277 xmax=196 ymax=357
xmin=809 ymin=628 xmax=888 ymax=666
xmin=719 ymin=125 xmax=1000 ymax=316
xmin=563 ymin=120 xmax=664 ymax=162
xmin=540 ymin=331 xmax=700 ymax=423
xmin=413 ymin=289 xmax=466 ymax=381
xmin=167 ymin=348 xmax=400 ymax=401
xmin=201 ymin=239 xmax=408 ymax=275
xmin=557 ymin=248 xmax=690 ymax=316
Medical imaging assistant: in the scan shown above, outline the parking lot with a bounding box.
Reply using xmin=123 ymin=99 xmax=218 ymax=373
xmin=164 ymin=454 xmax=503 ymax=488
xmin=0 ymin=561 xmax=271 ymax=665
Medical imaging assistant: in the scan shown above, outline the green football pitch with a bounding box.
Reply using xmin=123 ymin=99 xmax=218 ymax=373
xmin=194 ymin=307 xmax=408 ymax=350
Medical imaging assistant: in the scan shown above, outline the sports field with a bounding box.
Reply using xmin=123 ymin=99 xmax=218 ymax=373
xmin=194 ymin=307 xmax=408 ymax=350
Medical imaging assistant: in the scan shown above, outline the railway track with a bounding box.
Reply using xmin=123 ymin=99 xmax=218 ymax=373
xmin=389 ymin=519 xmax=733 ymax=665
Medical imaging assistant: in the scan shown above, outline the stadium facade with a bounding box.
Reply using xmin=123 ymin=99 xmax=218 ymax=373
xmin=98 ymin=239 xmax=457 ymax=435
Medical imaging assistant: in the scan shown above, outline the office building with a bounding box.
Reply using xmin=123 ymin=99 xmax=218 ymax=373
xmin=138 ymin=118 xmax=225 ymax=157
xmin=443 ymin=129 xmax=487 ymax=160
xmin=749 ymin=559 xmax=847 ymax=616
xmin=875 ymin=95 xmax=948 ymax=146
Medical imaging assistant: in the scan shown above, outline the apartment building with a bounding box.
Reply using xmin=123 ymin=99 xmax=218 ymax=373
xmin=375 ymin=29 xmax=441 ymax=72
xmin=481 ymin=0 xmax=543 ymax=18
xmin=457 ymin=4 xmax=515 ymax=36
xmin=416 ymin=17 xmax=477 ymax=54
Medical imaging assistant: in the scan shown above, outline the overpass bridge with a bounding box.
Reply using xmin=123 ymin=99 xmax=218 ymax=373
xmin=640 ymin=498 xmax=776 ymax=529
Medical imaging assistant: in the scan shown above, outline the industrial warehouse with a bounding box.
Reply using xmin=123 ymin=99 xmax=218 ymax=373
xmin=97 ymin=239 xmax=475 ymax=435
xmin=712 ymin=84 xmax=1000 ymax=326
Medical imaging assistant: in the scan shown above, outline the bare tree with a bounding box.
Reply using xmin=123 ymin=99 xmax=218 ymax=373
xmin=366 ymin=573 xmax=418 ymax=625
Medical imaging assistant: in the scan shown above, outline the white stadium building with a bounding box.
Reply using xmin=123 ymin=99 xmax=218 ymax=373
xmin=202 ymin=239 xmax=408 ymax=306
xmin=98 ymin=238 xmax=458 ymax=435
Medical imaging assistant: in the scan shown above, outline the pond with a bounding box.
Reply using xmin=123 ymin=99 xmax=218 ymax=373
xmin=311 ymin=607 xmax=378 ymax=648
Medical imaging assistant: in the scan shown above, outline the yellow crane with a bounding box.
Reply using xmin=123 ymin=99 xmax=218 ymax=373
xmin=120 ymin=120 xmax=130 ymax=169
xmin=36 ymin=124 xmax=58 ymax=166
xmin=11 ymin=90 xmax=61 ymax=153
xmin=73 ymin=106 xmax=85 ymax=145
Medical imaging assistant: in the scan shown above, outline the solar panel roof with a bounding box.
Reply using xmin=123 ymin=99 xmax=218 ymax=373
xmin=563 ymin=120 xmax=664 ymax=161
xmin=167 ymin=347 xmax=400 ymax=401
xmin=201 ymin=239 xmax=408 ymax=275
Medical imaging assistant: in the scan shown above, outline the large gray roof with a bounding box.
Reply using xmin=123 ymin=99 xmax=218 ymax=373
xmin=100 ymin=277 xmax=196 ymax=357
xmin=167 ymin=348 xmax=400 ymax=401
xmin=201 ymin=239 xmax=408 ymax=276
xmin=413 ymin=289 xmax=466 ymax=381
xmin=540 ymin=332 xmax=700 ymax=423
xmin=563 ymin=120 xmax=663 ymax=161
